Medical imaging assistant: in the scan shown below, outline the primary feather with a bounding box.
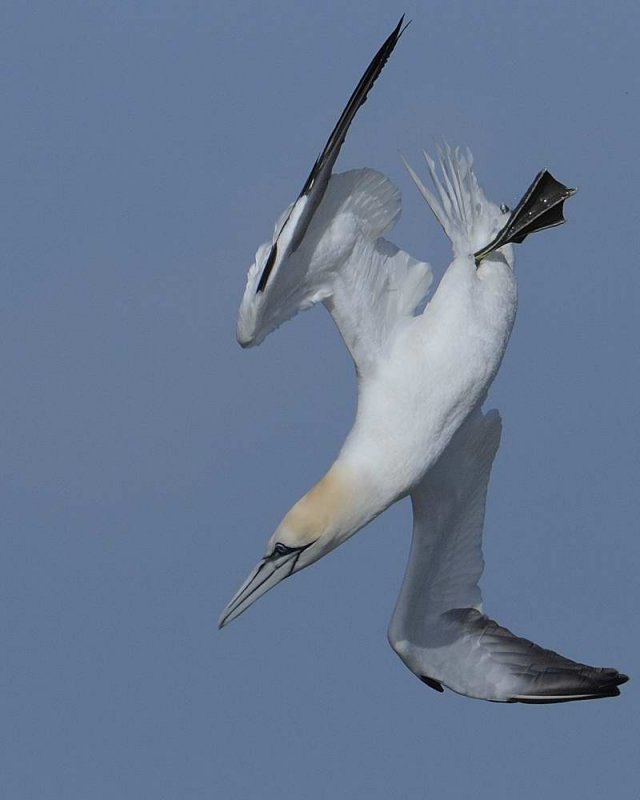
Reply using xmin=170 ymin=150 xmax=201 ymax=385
xmin=389 ymin=409 xmax=628 ymax=703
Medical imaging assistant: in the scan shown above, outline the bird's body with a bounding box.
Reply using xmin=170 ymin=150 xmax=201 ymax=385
xmin=340 ymin=251 xmax=516 ymax=502
xmin=219 ymin=18 xmax=627 ymax=702
xmin=297 ymin=247 xmax=517 ymax=563
xmin=223 ymin=140 xmax=524 ymax=625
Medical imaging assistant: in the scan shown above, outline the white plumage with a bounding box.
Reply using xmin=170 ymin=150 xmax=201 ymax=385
xmin=220 ymin=19 xmax=626 ymax=703
xmin=237 ymin=168 xmax=432 ymax=374
xmin=224 ymin=145 xmax=517 ymax=616
xmin=390 ymin=408 xmax=626 ymax=702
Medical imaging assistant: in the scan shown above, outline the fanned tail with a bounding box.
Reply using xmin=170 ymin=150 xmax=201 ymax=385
xmin=403 ymin=145 xmax=504 ymax=258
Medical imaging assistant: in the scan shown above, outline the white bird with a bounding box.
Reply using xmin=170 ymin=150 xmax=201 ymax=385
xmin=219 ymin=19 xmax=627 ymax=702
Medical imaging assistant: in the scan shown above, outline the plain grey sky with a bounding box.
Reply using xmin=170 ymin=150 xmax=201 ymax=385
xmin=2 ymin=1 xmax=639 ymax=797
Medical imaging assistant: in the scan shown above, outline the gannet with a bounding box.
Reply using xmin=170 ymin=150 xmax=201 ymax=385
xmin=218 ymin=19 xmax=626 ymax=701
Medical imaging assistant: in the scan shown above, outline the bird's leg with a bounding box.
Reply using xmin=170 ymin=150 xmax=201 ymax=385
xmin=474 ymin=170 xmax=576 ymax=265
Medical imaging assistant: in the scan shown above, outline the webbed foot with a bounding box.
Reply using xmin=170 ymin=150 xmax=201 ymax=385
xmin=475 ymin=170 xmax=576 ymax=265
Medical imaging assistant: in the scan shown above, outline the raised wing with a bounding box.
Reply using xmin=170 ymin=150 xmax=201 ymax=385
xmin=238 ymin=167 xmax=431 ymax=373
xmin=237 ymin=19 xmax=430 ymax=372
xmin=388 ymin=409 xmax=628 ymax=703
xmin=254 ymin=16 xmax=408 ymax=295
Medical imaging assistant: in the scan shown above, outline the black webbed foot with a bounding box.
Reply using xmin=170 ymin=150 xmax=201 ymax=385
xmin=475 ymin=170 xmax=576 ymax=265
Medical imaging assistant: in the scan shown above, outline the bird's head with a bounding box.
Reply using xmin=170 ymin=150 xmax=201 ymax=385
xmin=217 ymin=530 xmax=321 ymax=629
xmin=218 ymin=464 xmax=361 ymax=627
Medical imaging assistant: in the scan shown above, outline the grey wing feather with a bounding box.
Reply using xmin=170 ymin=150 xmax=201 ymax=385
xmin=442 ymin=609 xmax=628 ymax=703
xmin=389 ymin=408 xmax=629 ymax=703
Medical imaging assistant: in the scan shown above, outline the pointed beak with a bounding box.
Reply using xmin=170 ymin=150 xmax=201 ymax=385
xmin=218 ymin=548 xmax=305 ymax=628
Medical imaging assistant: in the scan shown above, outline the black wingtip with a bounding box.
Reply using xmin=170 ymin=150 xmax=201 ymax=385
xmin=614 ymin=671 xmax=630 ymax=686
xmin=256 ymin=14 xmax=409 ymax=294
xmin=420 ymin=675 xmax=445 ymax=693
xmin=509 ymin=667 xmax=629 ymax=704
xmin=397 ymin=14 xmax=411 ymax=37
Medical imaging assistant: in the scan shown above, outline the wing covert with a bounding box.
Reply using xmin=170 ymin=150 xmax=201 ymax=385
xmin=236 ymin=18 xmax=413 ymax=366
xmin=238 ymin=169 xmax=432 ymax=375
xmin=389 ymin=408 xmax=500 ymax=649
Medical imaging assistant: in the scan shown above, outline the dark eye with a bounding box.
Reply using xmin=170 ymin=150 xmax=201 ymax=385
xmin=272 ymin=542 xmax=293 ymax=557
xmin=267 ymin=541 xmax=314 ymax=561
xmin=500 ymin=203 xmax=510 ymax=213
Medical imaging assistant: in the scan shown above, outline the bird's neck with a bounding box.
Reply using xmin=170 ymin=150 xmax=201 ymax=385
xmin=277 ymin=460 xmax=380 ymax=552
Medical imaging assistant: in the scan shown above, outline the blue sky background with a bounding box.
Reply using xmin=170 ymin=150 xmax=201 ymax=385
xmin=2 ymin=1 xmax=639 ymax=797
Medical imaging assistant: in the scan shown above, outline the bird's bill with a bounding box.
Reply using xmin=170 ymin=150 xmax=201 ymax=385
xmin=474 ymin=169 xmax=576 ymax=264
xmin=218 ymin=550 xmax=302 ymax=628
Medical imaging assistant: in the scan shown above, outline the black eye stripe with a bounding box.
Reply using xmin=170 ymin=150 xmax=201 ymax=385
xmin=268 ymin=541 xmax=313 ymax=560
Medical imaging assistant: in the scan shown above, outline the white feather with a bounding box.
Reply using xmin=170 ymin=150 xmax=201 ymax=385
xmin=237 ymin=168 xmax=432 ymax=375
xmin=402 ymin=144 xmax=507 ymax=258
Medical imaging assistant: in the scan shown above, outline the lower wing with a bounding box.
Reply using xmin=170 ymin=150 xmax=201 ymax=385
xmin=388 ymin=408 xmax=628 ymax=703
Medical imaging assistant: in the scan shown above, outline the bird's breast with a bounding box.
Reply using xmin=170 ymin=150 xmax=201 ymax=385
xmin=341 ymin=260 xmax=516 ymax=501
